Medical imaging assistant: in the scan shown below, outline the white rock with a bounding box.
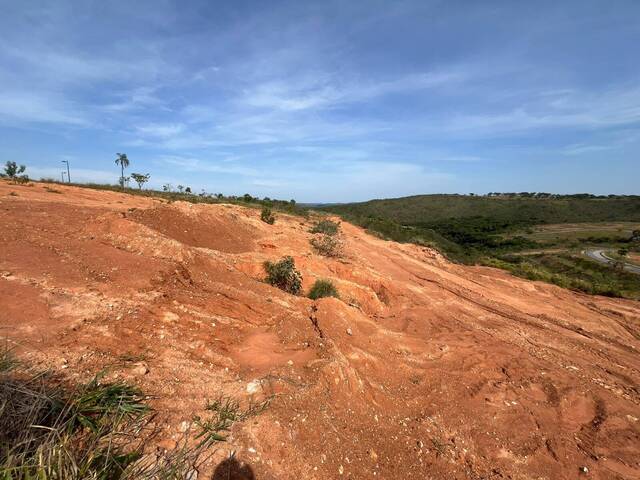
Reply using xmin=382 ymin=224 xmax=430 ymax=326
xmin=246 ymin=380 xmax=261 ymax=394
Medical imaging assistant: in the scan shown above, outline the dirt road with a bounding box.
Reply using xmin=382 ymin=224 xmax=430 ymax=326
xmin=585 ymin=248 xmax=640 ymax=275
xmin=1 ymin=181 xmax=639 ymax=479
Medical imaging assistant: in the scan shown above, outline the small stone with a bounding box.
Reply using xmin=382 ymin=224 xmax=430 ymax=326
xmin=247 ymin=380 xmax=261 ymax=394
xmin=178 ymin=420 xmax=190 ymax=433
xmin=131 ymin=362 xmax=149 ymax=376
xmin=579 ymin=466 xmax=589 ymax=474
xmin=369 ymin=449 xmax=378 ymax=461
xmin=346 ymin=328 xmax=353 ymax=336
xmin=287 ymin=360 xmax=294 ymax=366
xmin=185 ymin=468 xmax=198 ymax=480
xmin=338 ymin=465 xmax=344 ymax=475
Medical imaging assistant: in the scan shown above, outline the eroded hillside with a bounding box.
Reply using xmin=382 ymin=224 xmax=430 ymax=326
xmin=1 ymin=181 xmax=639 ymax=479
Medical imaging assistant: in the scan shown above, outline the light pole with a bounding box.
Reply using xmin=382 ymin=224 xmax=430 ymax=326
xmin=61 ymin=160 xmax=71 ymax=183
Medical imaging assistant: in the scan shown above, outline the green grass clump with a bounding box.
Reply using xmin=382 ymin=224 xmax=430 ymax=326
xmin=264 ymin=256 xmax=303 ymax=295
xmin=0 ymin=348 xmax=265 ymax=479
xmin=308 ymin=279 xmax=339 ymax=300
xmin=310 ymin=219 xmax=340 ymax=235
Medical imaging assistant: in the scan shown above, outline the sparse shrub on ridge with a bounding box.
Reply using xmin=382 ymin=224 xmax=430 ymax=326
xmin=310 ymin=219 xmax=340 ymax=235
xmin=263 ymin=256 xmax=302 ymax=294
xmin=261 ymin=206 xmax=275 ymax=225
xmin=308 ymin=279 xmax=339 ymax=300
xmin=310 ymin=233 xmax=344 ymax=257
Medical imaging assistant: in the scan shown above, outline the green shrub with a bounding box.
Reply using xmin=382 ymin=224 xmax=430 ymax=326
xmin=263 ymin=256 xmax=302 ymax=294
xmin=310 ymin=219 xmax=340 ymax=235
xmin=261 ymin=207 xmax=275 ymax=225
xmin=308 ymin=279 xmax=339 ymax=300
xmin=310 ymin=233 xmax=343 ymax=257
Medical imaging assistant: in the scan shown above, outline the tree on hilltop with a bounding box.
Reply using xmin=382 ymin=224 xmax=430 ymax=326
xmin=115 ymin=153 xmax=129 ymax=189
xmin=131 ymin=173 xmax=150 ymax=190
xmin=4 ymin=161 xmax=28 ymax=184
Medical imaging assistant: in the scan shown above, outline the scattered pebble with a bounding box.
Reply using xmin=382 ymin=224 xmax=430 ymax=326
xmin=346 ymin=328 xmax=353 ymax=336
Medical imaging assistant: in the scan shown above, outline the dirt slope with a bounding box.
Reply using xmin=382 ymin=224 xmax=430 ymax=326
xmin=1 ymin=181 xmax=639 ymax=480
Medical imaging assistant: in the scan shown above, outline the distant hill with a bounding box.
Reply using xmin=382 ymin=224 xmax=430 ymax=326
xmin=322 ymin=194 xmax=640 ymax=226
xmin=321 ymin=194 xmax=640 ymax=266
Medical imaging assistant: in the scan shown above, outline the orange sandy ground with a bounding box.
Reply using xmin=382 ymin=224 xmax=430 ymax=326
xmin=1 ymin=180 xmax=639 ymax=479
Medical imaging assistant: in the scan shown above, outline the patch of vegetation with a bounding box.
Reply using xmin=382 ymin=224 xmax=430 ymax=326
xmin=310 ymin=219 xmax=340 ymax=235
xmin=0 ymin=349 xmax=266 ymax=479
xmin=193 ymin=396 xmax=269 ymax=448
xmin=308 ymin=279 xmax=340 ymax=300
xmin=310 ymin=233 xmax=344 ymax=257
xmin=484 ymin=253 xmax=640 ymax=299
xmin=3 ymin=161 xmax=29 ymax=185
xmin=130 ymin=173 xmax=150 ymax=190
xmin=260 ymin=206 xmax=275 ymax=225
xmin=264 ymin=256 xmax=303 ymax=294
xmin=44 ymin=186 xmax=62 ymax=194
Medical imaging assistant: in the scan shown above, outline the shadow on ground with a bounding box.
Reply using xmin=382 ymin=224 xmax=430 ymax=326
xmin=212 ymin=454 xmax=255 ymax=480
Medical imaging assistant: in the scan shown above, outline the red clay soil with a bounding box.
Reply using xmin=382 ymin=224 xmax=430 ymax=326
xmin=1 ymin=180 xmax=639 ymax=479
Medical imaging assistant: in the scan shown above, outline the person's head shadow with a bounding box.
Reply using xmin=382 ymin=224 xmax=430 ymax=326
xmin=212 ymin=453 xmax=255 ymax=480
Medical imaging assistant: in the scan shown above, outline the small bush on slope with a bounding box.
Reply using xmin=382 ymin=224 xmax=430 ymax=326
xmin=308 ymin=279 xmax=339 ymax=300
xmin=260 ymin=207 xmax=275 ymax=225
xmin=310 ymin=219 xmax=340 ymax=236
xmin=263 ymin=256 xmax=303 ymax=294
xmin=310 ymin=233 xmax=344 ymax=257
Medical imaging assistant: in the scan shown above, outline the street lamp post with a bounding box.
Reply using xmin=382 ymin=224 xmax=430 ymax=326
xmin=61 ymin=160 xmax=71 ymax=183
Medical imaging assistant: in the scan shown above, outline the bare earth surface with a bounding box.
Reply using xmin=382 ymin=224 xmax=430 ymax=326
xmin=1 ymin=181 xmax=639 ymax=479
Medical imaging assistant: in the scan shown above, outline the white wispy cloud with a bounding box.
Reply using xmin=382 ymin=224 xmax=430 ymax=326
xmin=0 ymin=91 xmax=89 ymax=126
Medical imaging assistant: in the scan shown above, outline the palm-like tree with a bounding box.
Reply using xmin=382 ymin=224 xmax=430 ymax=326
xmin=115 ymin=153 xmax=129 ymax=189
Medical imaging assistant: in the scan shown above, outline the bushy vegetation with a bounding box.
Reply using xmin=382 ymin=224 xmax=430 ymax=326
xmin=0 ymin=349 xmax=266 ymax=479
xmin=260 ymin=207 xmax=275 ymax=225
xmin=130 ymin=173 xmax=150 ymax=190
xmin=310 ymin=233 xmax=344 ymax=257
xmin=483 ymin=253 xmax=640 ymax=299
xmin=263 ymin=256 xmax=303 ymax=294
xmin=308 ymin=279 xmax=339 ymax=300
xmin=3 ymin=161 xmax=29 ymax=184
xmin=310 ymin=219 xmax=340 ymax=235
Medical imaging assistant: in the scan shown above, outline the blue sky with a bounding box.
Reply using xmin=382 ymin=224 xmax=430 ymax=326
xmin=1 ymin=0 xmax=639 ymax=202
